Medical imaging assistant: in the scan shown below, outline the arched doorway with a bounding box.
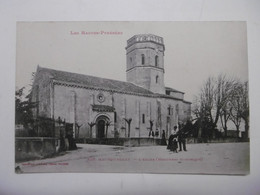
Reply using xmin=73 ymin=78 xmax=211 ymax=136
xmin=95 ymin=115 xmax=109 ymax=139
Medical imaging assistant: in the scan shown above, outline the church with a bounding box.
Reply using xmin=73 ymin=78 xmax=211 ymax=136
xmin=30 ymin=34 xmax=191 ymax=140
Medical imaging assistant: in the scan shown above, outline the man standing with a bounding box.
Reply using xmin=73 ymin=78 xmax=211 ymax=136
xmin=161 ymin=130 xmax=167 ymax=145
xmin=178 ymin=124 xmax=187 ymax=152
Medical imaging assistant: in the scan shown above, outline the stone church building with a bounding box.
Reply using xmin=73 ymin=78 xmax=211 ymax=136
xmin=31 ymin=34 xmax=191 ymax=140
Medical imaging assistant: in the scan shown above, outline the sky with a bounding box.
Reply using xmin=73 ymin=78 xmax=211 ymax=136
xmin=16 ymin=21 xmax=248 ymax=102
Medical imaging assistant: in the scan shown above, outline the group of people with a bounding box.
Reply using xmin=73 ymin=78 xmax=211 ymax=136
xmin=161 ymin=125 xmax=188 ymax=153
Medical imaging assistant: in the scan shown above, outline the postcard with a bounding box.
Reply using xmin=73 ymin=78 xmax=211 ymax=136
xmin=15 ymin=21 xmax=249 ymax=174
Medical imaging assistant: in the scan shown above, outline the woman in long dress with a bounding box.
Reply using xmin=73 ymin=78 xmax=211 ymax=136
xmin=167 ymin=126 xmax=178 ymax=153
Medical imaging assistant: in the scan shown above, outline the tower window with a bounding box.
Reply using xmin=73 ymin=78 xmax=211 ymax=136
xmin=142 ymin=114 xmax=145 ymax=123
xmin=168 ymin=106 xmax=173 ymax=115
xmin=156 ymin=75 xmax=159 ymax=83
xmin=168 ymin=106 xmax=171 ymax=115
xmin=176 ymin=104 xmax=179 ymax=115
xmin=141 ymin=54 xmax=145 ymax=65
xmin=155 ymin=55 xmax=158 ymax=67
xmin=114 ymin=112 xmax=117 ymax=123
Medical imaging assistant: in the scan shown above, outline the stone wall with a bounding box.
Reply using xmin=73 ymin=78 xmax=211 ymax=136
xmin=15 ymin=137 xmax=58 ymax=162
xmin=51 ymin=84 xmax=191 ymax=140
xmin=169 ymin=91 xmax=184 ymax=100
xmin=76 ymin=138 xmax=162 ymax=147
xmin=31 ymin=67 xmax=52 ymax=118
xmin=76 ymin=137 xmax=249 ymax=147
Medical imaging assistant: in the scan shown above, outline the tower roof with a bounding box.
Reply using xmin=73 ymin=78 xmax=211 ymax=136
xmin=126 ymin=34 xmax=164 ymax=49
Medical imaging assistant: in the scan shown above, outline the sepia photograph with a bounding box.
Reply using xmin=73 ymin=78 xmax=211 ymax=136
xmin=15 ymin=21 xmax=249 ymax=175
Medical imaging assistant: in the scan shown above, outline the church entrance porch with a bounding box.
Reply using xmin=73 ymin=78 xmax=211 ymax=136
xmin=95 ymin=115 xmax=110 ymax=139
xmin=97 ymin=120 xmax=105 ymax=138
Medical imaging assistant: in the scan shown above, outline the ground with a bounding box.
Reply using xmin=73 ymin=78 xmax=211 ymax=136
xmin=16 ymin=142 xmax=249 ymax=175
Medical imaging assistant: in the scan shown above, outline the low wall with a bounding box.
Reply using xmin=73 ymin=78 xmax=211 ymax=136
xmin=76 ymin=138 xmax=162 ymax=147
xmin=15 ymin=137 xmax=58 ymax=162
xmin=76 ymin=137 xmax=249 ymax=147
xmin=187 ymin=137 xmax=249 ymax=144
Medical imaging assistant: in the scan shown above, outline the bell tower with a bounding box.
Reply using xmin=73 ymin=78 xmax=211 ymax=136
xmin=125 ymin=34 xmax=165 ymax=94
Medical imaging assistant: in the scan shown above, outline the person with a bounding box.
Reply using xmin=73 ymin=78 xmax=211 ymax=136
xmin=66 ymin=127 xmax=77 ymax=150
xmin=178 ymin=124 xmax=187 ymax=152
xmin=172 ymin=126 xmax=179 ymax=152
xmin=161 ymin=130 xmax=167 ymax=145
xmin=167 ymin=126 xmax=178 ymax=153
xmin=149 ymin=130 xmax=154 ymax=138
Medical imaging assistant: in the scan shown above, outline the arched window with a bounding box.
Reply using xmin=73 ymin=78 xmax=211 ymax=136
xmin=141 ymin=54 xmax=145 ymax=65
xmin=156 ymin=75 xmax=159 ymax=83
xmin=155 ymin=55 xmax=158 ymax=67
xmin=168 ymin=106 xmax=171 ymax=115
xmin=129 ymin=57 xmax=132 ymax=67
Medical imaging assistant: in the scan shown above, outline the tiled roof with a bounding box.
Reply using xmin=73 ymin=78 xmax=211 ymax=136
xmin=37 ymin=66 xmax=155 ymax=96
xmin=165 ymin=87 xmax=184 ymax=94
xmin=92 ymin=105 xmax=115 ymax=112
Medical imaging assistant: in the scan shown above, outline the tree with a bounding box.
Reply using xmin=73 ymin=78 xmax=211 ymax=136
xmin=218 ymin=75 xmax=237 ymax=137
xmin=193 ymin=76 xmax=220 ymax=140
xmin=193 ymin=74 xmax=238 ymax=140
xmin=15 ymin=72 xmax=36 ymax=128
xmin=123 ymin=118 xmax=132 ymax=138
xmin=219 ymin=102 xmax=232 ymax=137
xmin=15 ymin=87 xmax=36 ymax=128
xmin=229 ymin=86 xmax=242 ymax=137
xmin=105 ymin=121 xmax=112 ymax=138
xmin=229 ymin=81 xmax=249 ymax=138
xmin=240 ymin=81 xmax=249 ymax=138
xmin=149 ymin=120 xmax=154 ymax=136
xmin=75 ymin=123 xmax=82 ymax=138
xmin=88 ymin=122 xmax=96 ymax=138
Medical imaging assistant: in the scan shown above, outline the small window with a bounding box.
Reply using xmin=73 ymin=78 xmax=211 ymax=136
xmin=141 ymin=54 xmax=145 ymax=65
xmin=156 ymin=75 xmax=159 ymax=83
xmin=97 ymin=93 xmax=105 ymax=103
xmin=142 ymin=114 xmax=145 ymax=123
xmin=155 ymin=55 xmax=158 ymax=67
